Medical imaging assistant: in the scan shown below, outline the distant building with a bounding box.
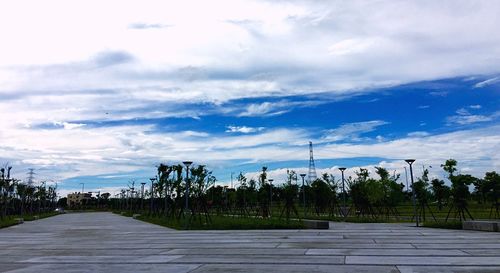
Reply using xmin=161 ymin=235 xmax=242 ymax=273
xmin=67 ymin=192 xmax=92 ymax=207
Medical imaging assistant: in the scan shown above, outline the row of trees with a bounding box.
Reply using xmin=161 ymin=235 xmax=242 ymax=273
xmin=0 ymin=166 xmax=59 ymax=220
xmin=110 ymin=159 xmax=499 ymax=224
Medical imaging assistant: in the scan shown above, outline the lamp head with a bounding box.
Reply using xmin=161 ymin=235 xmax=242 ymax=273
xmin=300 ymin=174 xmax=306 ymax=178
xmin=405 ymin=159 xmax=416 ymax=165
xmin=339 ymin=167 xmax=346 ymax=171
xmin=182 ymin=161 xmax=193 ymax=167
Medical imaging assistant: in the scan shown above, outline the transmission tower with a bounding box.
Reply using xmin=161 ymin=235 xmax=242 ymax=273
xmin=27 ymin=168 xmax=35 ymax=186
xmin=308 ymin=141 xmax=317 ymax=183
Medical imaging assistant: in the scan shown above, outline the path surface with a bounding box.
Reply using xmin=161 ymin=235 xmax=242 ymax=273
xmin=1 ymin=212 xmax=500 ymax=272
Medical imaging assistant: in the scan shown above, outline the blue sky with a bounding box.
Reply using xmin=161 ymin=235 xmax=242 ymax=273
xmin=0 ymin=0 xmax=499 ymax=196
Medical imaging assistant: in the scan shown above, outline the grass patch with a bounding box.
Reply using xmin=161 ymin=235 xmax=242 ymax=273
xmin=0 ymin=212 xmax=60 ymax=229
xmin=422 ymin=221 xmax=463 ymax=230
xmin=118 ymin=212 xmax=305 ymax=230
xmin=24 ymin=212 xmax=60 ymax=221
xmin=0 ymin=218 xmax=18 ymax=229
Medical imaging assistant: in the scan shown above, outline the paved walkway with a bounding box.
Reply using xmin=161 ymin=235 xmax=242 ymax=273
xmin=1 ymin=212 xmax=500 ymax=272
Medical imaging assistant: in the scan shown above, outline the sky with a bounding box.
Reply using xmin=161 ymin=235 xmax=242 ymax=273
xmin=0 ymin=0 xmax=499 ymax=197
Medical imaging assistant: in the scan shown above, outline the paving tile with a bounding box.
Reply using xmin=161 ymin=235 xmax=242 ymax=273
xmin=169 ymin=255 xmax=345 ymax=264
xmin=397 ymin=266 xmax=500 ymax=273
xmin=2 ymin=212 xmax=500 ymax=272
xmin=163 ymin=248 xmax=308 ymax=255
xmin=1 ymin=263 xmax=201 ymax=273
xmin=346 ymin=255 xmax=500 ymax=265
xmin=306 ymin=249 xmax=468 ymax=256
xmin=461 ymin=249 xmax=500 ymax=255
xmin=20 ymin=255 xmax=183 ymax=264
xmin=278 ymin=242 xmax=416 ymax=249
xmin=190 ymin=264 xmax=400 ymax=273
xmin=413 ymin=243 xmax=500 ymax=249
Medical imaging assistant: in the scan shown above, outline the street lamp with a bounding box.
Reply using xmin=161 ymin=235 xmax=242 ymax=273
xmin=404 ymin=167 xmax=409 ymax=193
xmin=405 ymin=159 xmax=419 ymax=227
xmin=339 ymin=167 xmax=347 ymax=218
xmin=140 ymin=182 xmax=146 ymax=210
xmin=300 ymin=174 xmax=306 ymax=216
xmin=149 ymin=177 xmax=156 ymax=214
xmin=182 ymin=161 xmax=193 ymax=214
xmin=268 ymin=178 xmax=274 ymax=216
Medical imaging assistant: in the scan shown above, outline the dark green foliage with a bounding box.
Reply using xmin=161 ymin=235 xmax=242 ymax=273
xmin=375 ymin=167 xmax=404 ymax=211
xmin=447 ymin=173 xmax=477 ymax=221
xmin=484 ymin=171 xmax=500 ymax=218
xmin=279 ymin=182 xmax=299 ymax=220
xmin=311 ymin=178 xmax=333 ymax=215
xmin=431 ymin=178 xmax=449 ymax=210
xmin=441 ymin=159 xmax=457 ymax=179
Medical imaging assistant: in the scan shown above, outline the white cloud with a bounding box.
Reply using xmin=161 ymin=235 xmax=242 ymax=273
xmin=474 ymin=77 xmax=500 ymax=88
xmin=446 ymin=108 xmax=499 ymax=125
xmin=407 ymin=131 xmax=430 ymax=137
xmin=447 ymin=115 xmax=493 ymax=125
xmin=53 ymin=121 xmax=86 ymax=130
xmin=1 ymin=0 xmax=500 ymax=107
xmin=469 ymin=104 xmax=482 ymax=109
xmin=237 ymin=102 xmax=288 ymax=117
xmin=226 ymin=126 xmax=265 ymax=134
xmin=1 ymin=0 xmax=500 ymax=190
xmin=322 ymin=120 xmax=389 ymax=142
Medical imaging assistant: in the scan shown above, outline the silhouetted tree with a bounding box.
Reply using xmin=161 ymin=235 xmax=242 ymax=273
xmin=484 ymin=171 xmax=500 ymax=218
xmin=431 ymin=178 xmax=449 ymax=211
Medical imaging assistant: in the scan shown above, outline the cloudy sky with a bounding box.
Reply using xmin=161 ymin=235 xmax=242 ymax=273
xmin=1 ymin=0 xmax=499 ymax=196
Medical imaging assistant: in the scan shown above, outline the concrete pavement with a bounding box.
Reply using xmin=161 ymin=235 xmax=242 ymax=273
xmin=1 ymin=212 xmax=500 ymax=272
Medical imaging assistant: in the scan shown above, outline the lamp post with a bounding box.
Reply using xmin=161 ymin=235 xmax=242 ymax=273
xmin=339 ymin=167 xmax=347 ymax=218
xmin=140 ymin=182 xmax=146 ymax=211
xmin=268 ymin=179 xmax=273 ymax=216
xmin=149 ymin=177 xmax=156 ymax=214
xmin=405 ymin=159 xmax=418 ymax=227
xmin=182 ymin=161 xmax=193 ymax=214
xmin=404 ymin=167 xmax=409 ymax=193
xmin=80 ymin=183 xmax=84 ymax=193
xmin=300 ymin=174 xmax=306 ymax=216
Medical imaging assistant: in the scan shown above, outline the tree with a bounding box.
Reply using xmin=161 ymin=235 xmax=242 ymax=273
xmin=311 ymin=178 xmax=332 ymax=215
xmin=257 ymin=167 xmax=270 ymax=218
xmin=413 ymin=169 xmax=436 ymax=221
xmin=431 ymin=178 xmax=449 ymax=211
xmin=472 ymin=178 xmax=488 ymax=204
xmin=446 ymin=174 xmax=476 ymax=221
xmin=441 ymin=159 xmax=457 ymax=179
xmin=320 ymin=173 xmax=339 ymax=216
xmin=484 ymin=171 xmax=500 ymax=218
xmin=348 ymin=168 xmax=378 ymax=217
xmin=279 ymin=182 xmax=299 ymax=221
xmin=375 ymin=167 xmax=404 ymax=218
xmin=235 ymin=173 xmax=249 ymax=215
